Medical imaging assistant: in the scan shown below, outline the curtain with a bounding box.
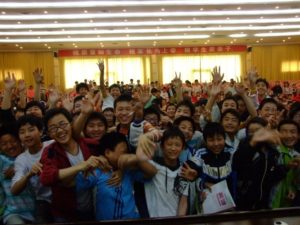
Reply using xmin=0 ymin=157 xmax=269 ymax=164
xmin=252 ymin=45 xmax=300 ymax=81
xmin=0 ymin=52 xmax=54 ymax=89
xmin=161 ymin=54 xmax=245 ymax=84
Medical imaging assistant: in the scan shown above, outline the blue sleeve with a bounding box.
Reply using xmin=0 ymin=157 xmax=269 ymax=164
xmin=128 ymin=169 xmax=149 ymax=183
xmin=76 ymin=170 xmax=98 ymax=191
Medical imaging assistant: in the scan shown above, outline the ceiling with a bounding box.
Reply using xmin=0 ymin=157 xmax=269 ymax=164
xmin=1 ymin=0 xmax=300 ymax=51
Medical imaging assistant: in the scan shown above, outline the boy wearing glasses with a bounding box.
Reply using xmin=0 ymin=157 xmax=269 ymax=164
xmin=40 ymin=107 xmax=104 ymax=222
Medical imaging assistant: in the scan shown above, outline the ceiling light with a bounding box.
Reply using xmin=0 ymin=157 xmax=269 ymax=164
xmin=17 ymin=21 xmax=21 ymax=24
xmin=124 ymin=19 xmax=127 ymax=22
xmin=255 ymin=31 xmax=300 ymax=37
xmin=2 ymin=17 xmax=300 ymax=30
xmin=237 ymin=7 xmax=241 ymax=10
xmin=84 ymin=10 xmax=88 ymax=13
xmin=193 ymin=17 xmax=196 ymax=20
xmin=282 ymin=39 xmax=286 ymax=42
xmin=229 ymin=33 xmax=247 ymax=37
xmin=90 ymin=19 xmax=94 ymax=23
xmin=19 ymin=46 xmax=23 ymax=49
xmin=44 ymin=10 xmax=48 ymax=14
xmin=256 ymin=40 xmax=259 ymax=43
xmin=123 ymin=9 xmax=127 ymax=12
xmin=54 ymin=21 xmax=58 ymax=23
xmin=161 ymin=8 xmax=165 ymax=11
xmin=260 ymin=38 xmax=263 ymax=40
xmin=15 ymin=44 xmax=19 ymax=47
xmin=230 ymin=41 xmax=233 ymax=44
xmin=44 ymin=43 xmax=47 ymax=46
xmin=260 ymin=16 xmax=264 ymax=19
xmin=1 ymin=11 xmax=6 ymax=14
xmin=0 ymin=34 xmax=210 ymax=43
xmin=3 ymin=9 xmax=300 ymax=20
xmin=200 ymin=8 xmax=203 ymax=11
xmin=75 ymin=45 xmax=78 ymax=48
xmin=159 ymin=18 xmax=162 ymax=21
xmin=48 ymin=46 xmax=51 ymax=49
xmin=226 ymin=17 xmax=230 ymax=20
xmin=61 ymin=28 xmax=65 ymax=31
xmin=178 ymin=42 xmax=182 ymax=45
xmin=288 ymin=36 xmax=291 ymax=39
xmin=275 ymin=6 xmax=280 ymax=9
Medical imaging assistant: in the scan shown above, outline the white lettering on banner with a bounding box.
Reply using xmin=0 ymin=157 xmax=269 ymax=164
xmin=154 ymin=48 xmax=161 ymax=54
xmin=114 ymin=49 xmax=121 ymax=55
xmin=90 ymin=49 xmax=96 ymax=55
xmin=73 ymin=50 xmax=80 ymax=56
xmin=97 ymin=50 xmax=105 ymax=55
xmin=170 ymin=48 xmax=177 ymax=53
xmin=184 ymin=47 xmax=191 ymax=53
xmin=129 ymin=49 xmax=136 ymax=54
xmin=208 ymin=46 xmax=216 ymax=52
xmin=192 ymin=47 xmax=199 ymax=53
xmin=225 ymin=46 xmax=231 ymax=51
xmin=105 ymin=49 xmax=112 ymax=55
xmin=200 ymin=47 xmax=207 ymax=53
xmin=146 ymin=48 xmax=153 ymax=54
xmin=137 ymin=49 xmax=144 ymax=54
xmin=217 ymin=46 xmax=224 ymax=52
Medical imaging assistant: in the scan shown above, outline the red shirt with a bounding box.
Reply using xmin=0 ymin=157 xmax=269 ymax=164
xmin=40 ymin=138 xmax=98 ymax=220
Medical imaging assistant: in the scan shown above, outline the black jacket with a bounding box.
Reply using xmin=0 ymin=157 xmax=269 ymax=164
xmin=232 ymin=138 xmax=288 ymax=210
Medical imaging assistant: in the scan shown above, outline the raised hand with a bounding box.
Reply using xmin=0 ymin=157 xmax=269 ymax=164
xmin=107 ymin=170 xmax=122 ymax=187
xmin=250 ymin=128 xmax=282 ymax=147
xmin=61 ymin=94 xmax=74 ymax=112
xmin=97 ymin=59 xmax=104 ymax=72
xmin=4 ymin=72 xmax=16 ymax=91
xmin=173 ymin=72 xmax=182 ymax=88
xmin=209 ymin=81 xmax=222 ymax=97
xmin=33 ymin=68 xmax=43 ymax=84
xmin=235 ymin=83 xmax=246 ymax=95
xmin=211 ymin=66 xmax=224 ymax=84
xmin=80 ymin=96 xmax=94 ymax=115
xmin=247 ymin=67 xmax=259 ymax=84
xmin=29 ymin=162 xmax=43 ymax=176
xmin=180 ymin=162 xmax=198 ymax=181
xmin=136 ymin=134 xmax=157 ymax=160
xmin=48 ymin=89 xmax=60 ymax=106
xmin=17 ymin=79 xmax=26 ymax=93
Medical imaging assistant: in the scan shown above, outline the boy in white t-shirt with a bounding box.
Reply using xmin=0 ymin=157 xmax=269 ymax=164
xmin=11 ymin=115 xmax=54 ymax=223
xmin=136 ymin=127 xmax=188 ymax=217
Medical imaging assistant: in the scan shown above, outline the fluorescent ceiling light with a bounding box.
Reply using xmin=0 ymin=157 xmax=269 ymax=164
xmin=1 ymin=25 xmax=300 ymax=36
xmin=1 ymin=18 xmax=300 ymax=29
xmin=254 ymin=31 xmax=300 ymax=36
xmin=2 ymin=9 xmax=300 ymax=20
xmin=229 ymin=34 xmax=248 ymax=37
xmin=0 ymin=34 xmax=210 ymax=43
xmin=1 ymin=1 xmax=298 ymax=8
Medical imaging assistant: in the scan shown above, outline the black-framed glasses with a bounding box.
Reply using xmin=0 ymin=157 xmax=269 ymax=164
xmin=48 ymin=122 xmax=70 ymax=134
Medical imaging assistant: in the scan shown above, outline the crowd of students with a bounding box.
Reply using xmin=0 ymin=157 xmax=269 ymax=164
xmin=0 ymin=61 xmax=300 ymax=224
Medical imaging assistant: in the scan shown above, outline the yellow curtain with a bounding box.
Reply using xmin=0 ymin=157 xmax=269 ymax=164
xmin=0 ymin=52 xmax=54 ymax=88
xmin=158 ymin=53 xmax=246 ymax=84
xmin=59 ymin=56 xmax=151 ymax=90
xmin=252 ymin=45 xmax=300 ymax=81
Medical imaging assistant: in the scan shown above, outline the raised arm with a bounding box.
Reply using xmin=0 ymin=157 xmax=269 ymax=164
xmin=33 ymin=68 xmax=43 ymax=101
xmin=173 ymin=72 xmax=183 ymax=103
xmin=17 ymin=79 xmax=27 ymax=109
xmin=235 ymin=83 xmax=257 ymax=117
xmin=72 ymin=96 xmax=94 ymax=139
xmin=97 ymin=60 xmax=107 ymax=99
xmin=2 ymin=72 xmax=16 ymax=110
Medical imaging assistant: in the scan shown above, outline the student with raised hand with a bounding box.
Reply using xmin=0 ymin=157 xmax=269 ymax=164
xmin=232 ymin=117 xmax=288 ymax=210
xmin=258 ymin=98 xmax=283 ymax=129
xmin=39 ymin=108 xmax=103 ymax=222
xmin=0 ymin=124 xmax=35 ymax=225
xmin=136 ymin=127 xmax=188 ymax=218
xmin=76 ymin=132 xmax=151 ymax=220
xmin=271 ymin=120 xmax=300 ymax=208
xmin=97 ymin=60 xmax=121 ymax=111
xmin=10 ymin=115 xmax=54 ymax=223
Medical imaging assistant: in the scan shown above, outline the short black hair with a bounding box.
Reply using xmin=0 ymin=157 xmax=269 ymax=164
xmin=160 ymin=127 xmax=185 ymax=149
xmin=203 ymin=122 xmax=225 ymax=141
xmin=74 ymin=95 xmax=84 ymax=105
xmin=258 ymin=98 xmax=278 ymax=111
xmin=44 ymin=108 xmax=73 ymax=132
xmin=289 ymin=102 xmax=300 ymax=120
xmin=0 ymin=123 xmax=18 ymax=139
xmin=76 ymin=82 xmax=89 ymax=93
xmin=220 ymin=96 xmax=238 ymax=111
xmin=151 ymin=88 xmax=159 ymax=94
xmin=144 ymin=107 xmax=161 ymax=122
xmin=84 ymin=112 xmax=108 ymax=131
xmin=278 ymin=119 xmax=299 ymax=133
xmin=99 ymin=132 xmax=128 ymax=155
xmin=109 ymin=84 xmax=121 ymax=92
xmin=166 ymin=103 xmax=176 ymax=111
xmin=25 ymin=101 xmax=45 ymax=115
xmin=255 ymin=78 xmax=269 ymax=88
xmin=17 ymin=115 xmax=44 ymax=132
xmin=221 ymin=109 xmax=241 ymax=123
xmin=246 ymin=117 xmax=268 ymax=136
xmin=176 ymin=100 xmax=195 ymax=116
xmin=114 ymin=94 xmax=133 ymax=109
xmin=173 ymin=116 xmax=196 ymax=133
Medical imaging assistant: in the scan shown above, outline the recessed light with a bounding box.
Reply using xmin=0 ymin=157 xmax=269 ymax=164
xmin=249 ymin=24 xmax=253 ymax=27
xmin=204 ymin=42 xmax=208 ymax=45
xmin=256 ymin=40 xmax=259 ymax=43
xmin=269 ymin=31 xmax=273 ymax=33
xmin=84 ymin=10 xmax=88 ymax=13
xmin=5 ymin=37 xmax=9 ymax=39
xmin=126 ymin=34 xmax=130 ymax=37
xmin=72 ymin=43 xmax=76 ymax=45
xmin=230 ymin=41 xmax=233 ymax=44
xmin=281 ymin=23 xmax=284 ymax=26
xmin=97 ymin=35 xmax=100 ymax=38
xmin=37 ymin=36 xmax=40 ymax=39
xmin=275 ymin=6 xmax=280 ymax=9
xmin=20 ymin=46 xmax=23 ymax=49
xmin=44 ymin=43 xmax=48 ymax=46
xmin=90 ymin=19 xmax=93 ymax=23
xmin=260 ymin=16 xmax=264 ymax=19
xmin=233 ymin=39 xmax=237 ymax=42
xmin=288 ymin=37 xmax=291 ymax=39
xmin=212 ymin=32 xmax=215 ymax=35
xmin=178 ymin=42 xmax=182 ymax=45
xmin=188 ymin=26 xmax=191 ymax=28
xmin=17 ymin=21 xmax=21 ymax=24
xmin=193 ymin=18 xmax=196 ymax=21
xmin=157 ymin=26 xmax=160 ymax=29
xmin=295 ymin=15 xmax=299 ymax=18
xmin=237 ymin=7 xmax=241 ymax=10
xmin=44 ymin=11 xmax=48 ymax=14
xmin=207 ymin=40 xmax=210 ymax=42
xmin=260 ymin=38 xmax=263 ymax=41
xmin=124 ymin=19 xmax=128 ymax=22
xmin=75 ymin=46 xmax=78 ymax=48
xmin=159 ymin=18 xmax=162 ymax=21
xmin=155 ymin=34 xmax=158 ymax=36
xmin=226 ymin=17 xmax=230 ymax=20
xmin=61 ymin=28 xmax=65 ymax=31
xmin=161 ymin=8 xmax=165 ymax=11
xmin=67 ymin=35 xmax=71 ymax=38
xmin=15 ymin=44 xmax=19 ymax=47
xmin=29 ymin=29 xmax=32 ymax=32
xmin=125 ymin=27 xmax=128 ymax=30
xmin=200 ymin=8 xmax=203 ymax=11
xmin=282 ymin=39 xmax=286 ymax=42
xmin=94 ymin=28 xmax=97 ymax=30
xmin=48 ymin=46 xmax=51 ymax=49
xmin=123 ymin=9 xmax=127 ymax=12
xmin=54 ymin=21 xmax=58 ymax=23
xmin=1 ymin=11 xmax=6 ymax=15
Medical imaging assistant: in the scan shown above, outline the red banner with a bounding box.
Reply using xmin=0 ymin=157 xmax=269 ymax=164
xmin=58 ymin=45 xmax=247 ymax=57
